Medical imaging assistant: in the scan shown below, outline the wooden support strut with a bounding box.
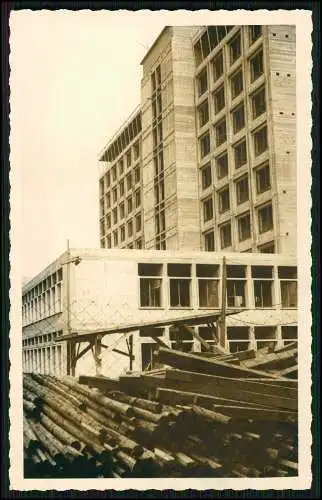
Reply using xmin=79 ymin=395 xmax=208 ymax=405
xmin=179 ymin=325 xmax=212 ymax=352
xmin=94 ymin=335 xmax=102 ymax=376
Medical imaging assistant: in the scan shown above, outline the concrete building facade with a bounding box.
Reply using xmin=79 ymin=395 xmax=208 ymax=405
xmin=22 ymin=249 xmax=298 ymax=378
xmin=98 ymin=25 xmax=296 ymax=256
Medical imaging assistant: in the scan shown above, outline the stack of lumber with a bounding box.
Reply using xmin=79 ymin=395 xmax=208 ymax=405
xmin=23 ymin=343 xmax=298 ymax=478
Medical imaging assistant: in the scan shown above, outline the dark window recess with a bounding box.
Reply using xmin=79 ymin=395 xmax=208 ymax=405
xmin=199 ymin=279 xmax=219 ymax=307
xmin=252 ymin=87 xmax=266 ymax=119
xmin=204 ymin=231 xmax=215 ymax=251
xmin=250 ymin=50 xmax=264 ymax=82
xmin=213 ymin=51 xmax=224 ymax=81
xmin=280 ymin=281 xmax=297 ymax=308
xmin=200 ymin=133 xmax=211 ymax=158
xmin=256 ymin=163 xmax=271 ymax=193
xmin=220 ymin=223 xmax=232 ymax=249
xmin=196 ymin=264 xmax=219 ymax=277
xmin=170 ymin=341 xmax=194 ymax=353
xmin=119 ymin=180 xmax=125 ymax=197
xmin=169 ymin=326 xmax=193 ymax=341
xmin=214 ymin=86 xmax=225 ymax=114
xmin=254 ymin=281 xmax=273 ymax=307
xmin=252 ymin=266 xmax=273 ymax=278
xmin=231 ymin=70 xmax=243 ymax=99
xmin=255 ymin=327 xmax=276 ymax=350
xmin=229 ymin=33 xmax=241 ymax=64
xmin=201 ymin=163 xmax=212 ymax=189
xmin=201 ymin=31 xmax=210 ymax=58
xmin=236 ymin=176 xmax=249 ymax=204
xmin=197 ymin=68 xmax=208 ymax=97
xmin=138 ymin=263 xmax=162 ymax=276
xmin=229 ymin=341 xmax=250 ymax=353
xmin=258 ymin=241 xmax=275 ymax=253
xmin=232 ymin=104 xmax=245 ymax=133
xmin=168 ymin=263 xmax=191 ymax=277
xmin=227 ymin=265 xmax=246 ymax=278
xmin=219 ymin=187 xmax=230 ymax=213
xmin=215 ymin=119 xmax=227 ymax=146
xmin=170 ymin=279 xmax=191 ymax=307
xmin=99 ymin=179 xmax=104 ymax=197
xmin=203 ymin=197 xmax=214 ymax=222
xmin=258 ymin=203 xmax=273 ymax=233
xmin=238 ymin=213 xmax=251 ymax=241
xmin=198 ymin=100 xmax=209 ymax=127
xmin=119 ymin=204 xmax=125 ymax=220
xmin=136 ymin=214 xmax=141 ymax=232
xmin=194 ymin=40 xmax=203 ymax=66
xmin=227 ymin=326 xmax=249 ymax=340
xmin=249 ymin=25 xmax=262 ymax=44
xmin=216 ymin=153 xmax=228 ymax=179
xmin=227 ymin=280 xmax=246 ymax=307
xmin=140 ymin=327 xmax=164 ymax=337
xmin=140 ymin=278 xmax=162 ymax=307
xmin=208 ymin=27 xmax=219 ymax=50
xmin=281 ymin=326 xmax=298 ymax=340
xmin=135 ymin=239 xmax=142 ymax=249
xmin=254 ymin=126 xmax=268 ymax=156
xmin=234 ymin=140 xmax=247 ymax=169
xmin=278 ymin=267 xmax=297 ymax=279
xmin=141 ymin=343 xmax=161 ymax=371
xmin=127 ymin=221 xmax=133 ymax=237
xmin=199 ymin=326 xmax=217 ymax=340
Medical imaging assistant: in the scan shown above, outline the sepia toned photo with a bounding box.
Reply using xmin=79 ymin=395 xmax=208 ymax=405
xmin=9 ymin=9 xmax=313 ymax=491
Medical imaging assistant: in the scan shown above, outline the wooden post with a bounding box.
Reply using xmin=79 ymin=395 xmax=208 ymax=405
xmin=70 ymin=341 xmax=76 ymax=377
xmin=95 ymin=335 xmax=102 ymax=376
xmin=220 ymin=256 xmax=227 ymax=348
xmin=128 ymin=335 xmax=134 ymax=371
xmin=66 ymin=341 xmax=71 ymax=375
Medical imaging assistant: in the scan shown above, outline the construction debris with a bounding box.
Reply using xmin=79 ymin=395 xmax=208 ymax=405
xmin=23 ymin=344 xmax=298 ymax=478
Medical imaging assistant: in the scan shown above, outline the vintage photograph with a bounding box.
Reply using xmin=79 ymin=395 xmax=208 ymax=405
xmin=9 ymin=9 xmax=312 ymax=490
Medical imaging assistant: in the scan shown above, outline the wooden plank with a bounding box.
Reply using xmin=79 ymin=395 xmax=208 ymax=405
xmin=232 ymin=377 xmax=297 ymax=387
xmin=156 ymin=387 xmax=277 ymax=410
xmin=140 ymin=374 xmax=297 ymax=410
xmin=156 ymin=347 xmax=279 ymax=379
xmin=58 ymin=311 xmax=238 ymax=342
xmin=163 ymin=369 xmax=297 ymax=399
xmin=211 ymin=405 xmax=297 ymax=422
xmin=273 ymin=342 xmax=298 ymax=354
xmin=78 ymin=375 xmax=120 ymax=392
xmin=181 ymin=325 xmax=212 ymax=352
xmin=243 ymin=348 xmax=297 ymax=370
xmin=276 ymin=366 xmax=298 ymax=379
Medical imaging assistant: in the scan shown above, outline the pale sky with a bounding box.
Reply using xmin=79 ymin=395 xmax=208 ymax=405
xmin=9 ymin=9 xmax=311 ymax=280
xmin=10 ymin=11 xmax=173 ymax=279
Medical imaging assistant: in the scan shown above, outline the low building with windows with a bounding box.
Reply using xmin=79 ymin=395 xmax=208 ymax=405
xmin=99 ymin=25 xmax=296 ymax=256
xmin=22 ymin=248 xmax=297 ymax=378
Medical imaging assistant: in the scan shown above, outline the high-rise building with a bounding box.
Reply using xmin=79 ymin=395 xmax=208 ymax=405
xmin=98 ymin=25 xmax=296 ymax=255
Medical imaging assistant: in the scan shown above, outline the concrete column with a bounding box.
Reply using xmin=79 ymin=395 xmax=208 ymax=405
xmin=249 ymin=326 xmax=256 ymax=350
xmin=246 ymin=264 xmax=255 ymax=309
xmin=47 ymin=346 xmax=51 ymax=374
xmin=57 ymin=345 xmax=62 ymax=378
xmin=275 ymin=325 xmax=283 ymax=348
xmin=51 ymin=346 xmax=56 ymax=376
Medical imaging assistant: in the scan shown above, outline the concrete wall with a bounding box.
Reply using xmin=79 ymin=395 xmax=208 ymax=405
xmin=266 ymin=25 xmax=297 ymax=255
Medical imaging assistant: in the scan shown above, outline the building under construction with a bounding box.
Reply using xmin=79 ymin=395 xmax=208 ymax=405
xmin=22 ymin=248 xmax=297 ymax=379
